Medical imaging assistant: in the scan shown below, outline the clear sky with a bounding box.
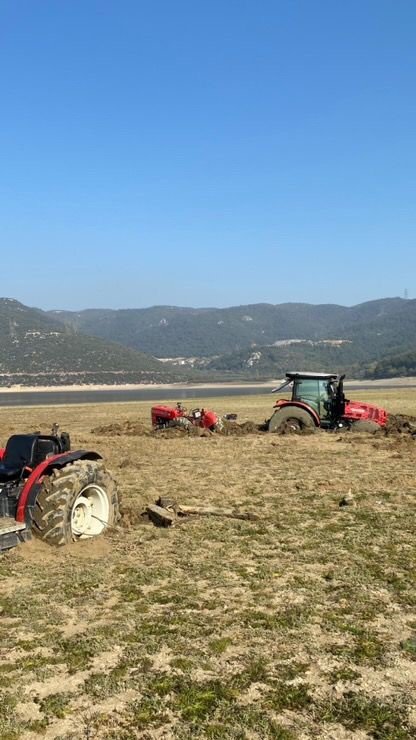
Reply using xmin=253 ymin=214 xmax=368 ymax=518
xmin=1 ymin=0 xmax=415 ymax=310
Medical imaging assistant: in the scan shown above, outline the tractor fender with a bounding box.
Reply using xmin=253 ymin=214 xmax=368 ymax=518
xmin=16 ymin=450 xmax=102 ymax=524
xmin=272 ymin=400 xmax=320 ymax=427
xmin=201 ymin=410 xmax=219 ymax=429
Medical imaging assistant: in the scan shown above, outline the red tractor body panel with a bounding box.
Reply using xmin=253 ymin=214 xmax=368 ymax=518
xmin=151 ymin=405 xmax=181 ymax=425
xmin=201 ymin=410 xmax=218 ymax=429
xmin=343 ymin=400 xmax=388 ymax=427
xmin=273 ymin=399 xmax=321 ymax=426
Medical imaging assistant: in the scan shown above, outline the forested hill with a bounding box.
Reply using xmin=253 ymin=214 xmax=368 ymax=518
xmin=363 ymin=349 xmax=416 ymax=379
xmin=0 ymin=298 xmax=177 ymax=386
xmin=49 ymin=298 xmax=416 ymax=360
xmin=2 ymin=296 xmax=416 ymax=384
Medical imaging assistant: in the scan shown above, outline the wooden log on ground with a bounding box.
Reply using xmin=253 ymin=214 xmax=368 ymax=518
xmin=156 ymin=496 xmax=177 ymax=510
xmin=146 ymin=504 xmax=175 ymax=527
xmin=177 ymin=505 xmax=259 ymax=521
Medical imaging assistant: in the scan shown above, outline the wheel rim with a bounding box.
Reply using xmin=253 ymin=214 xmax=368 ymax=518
xmin=71 ymin=484 xmax=109 ymax=538
xmin=284 ymin=418 xmax=301 ymax=432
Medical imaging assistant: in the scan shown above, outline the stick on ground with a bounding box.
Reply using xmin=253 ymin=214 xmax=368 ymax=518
xmin=177 ymin=505 xmax=259 ymax=521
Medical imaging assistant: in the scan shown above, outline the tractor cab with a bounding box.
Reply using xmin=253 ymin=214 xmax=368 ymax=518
xmin=271 ymin=372 xmax=348 ymax=429
xmin=288 ymin=372 xmax=346 ymax=425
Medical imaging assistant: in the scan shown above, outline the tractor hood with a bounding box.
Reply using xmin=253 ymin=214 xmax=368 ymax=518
xmin=344 ymin=401 xmax=388 ymax=427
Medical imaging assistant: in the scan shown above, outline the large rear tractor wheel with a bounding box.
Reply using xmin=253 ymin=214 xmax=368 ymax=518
xmin=268 ymin=407 xmax=316 ymax=434
xmin=32 ymin=460 xmax=119 ymax=546
xmin=351 ymin=420 xmax=380 ymax=433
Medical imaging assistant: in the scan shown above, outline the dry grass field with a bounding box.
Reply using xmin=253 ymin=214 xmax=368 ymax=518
xmin=0 ymin=389 xmax=415 ymax=739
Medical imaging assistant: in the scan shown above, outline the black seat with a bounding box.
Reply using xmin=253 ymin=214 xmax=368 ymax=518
xmin=0 ymin=435 xmax=37 ymax=482
xmin=0 ymin=435 xmax=61 ymax=483
xmin=31 ymin=438 xmax=59 ymax=467
xmin=0 ymin=465 xmax=23 ymax=482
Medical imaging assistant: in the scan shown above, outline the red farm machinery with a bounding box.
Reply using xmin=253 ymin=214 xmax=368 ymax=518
xmin=0 ymin=428 xmax=119 ymax=552
xmin=151 ymin=402 xmax=224 ymax=432
xmin=268 ymin=372 xmax=388 ymax=433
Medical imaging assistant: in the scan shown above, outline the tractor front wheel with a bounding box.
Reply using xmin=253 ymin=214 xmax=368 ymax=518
xmin=351 ymin=420 xmax=380 ymax=433
xmin=268 ymin=407 xmax=316 ymax=433
xmin=32 ymin=460 xmax=119 ymax=546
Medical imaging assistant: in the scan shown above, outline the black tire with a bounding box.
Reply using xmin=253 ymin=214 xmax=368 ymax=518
xmin=351 ymin=420 xmax=380 ymax=433
xmin=32 ymin=460 xmax=119 ymax=546
xmin=268 ymin=406 xmax=316 ymax=433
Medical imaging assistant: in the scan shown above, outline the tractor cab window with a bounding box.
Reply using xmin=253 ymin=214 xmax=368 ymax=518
xmin=293 ymin=379 xmax=330 ymax=418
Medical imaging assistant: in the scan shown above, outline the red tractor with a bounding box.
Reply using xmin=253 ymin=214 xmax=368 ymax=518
xmin=269 ymin=372 xmax=388 ymax=433
xmin=151 ymin=402 xmax=223 ymax=432
xmin=0 ymin=428 xmax=119 ymax=552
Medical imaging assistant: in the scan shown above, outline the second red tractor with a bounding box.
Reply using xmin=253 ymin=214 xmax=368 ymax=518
xmin=151 ymin=402 xmax=223 ymax=432
xmin=269 ymin=372 xmax=388 ymax=433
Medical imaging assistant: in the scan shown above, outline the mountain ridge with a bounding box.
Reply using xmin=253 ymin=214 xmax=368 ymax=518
xmin=48 ymin=297 xmax=415 ymax=361
xmin=0 ymin=298 xmax=179 ymax=387
xmin=2 ymin=296 xmax=416 ymax=384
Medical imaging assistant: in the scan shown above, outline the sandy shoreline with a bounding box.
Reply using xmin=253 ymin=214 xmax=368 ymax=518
xmin=0 ymin=381 xmax=278 ymax=393
xmin=1 ymin=377 xmax=416 ymax=393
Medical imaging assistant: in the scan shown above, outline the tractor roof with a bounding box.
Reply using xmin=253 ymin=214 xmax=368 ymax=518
xmin=285 ymin=372 xmax=339 ymax=381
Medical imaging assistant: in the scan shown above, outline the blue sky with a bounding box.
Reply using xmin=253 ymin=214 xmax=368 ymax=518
xmin=1 ymin=0 xmax=415 ymax=309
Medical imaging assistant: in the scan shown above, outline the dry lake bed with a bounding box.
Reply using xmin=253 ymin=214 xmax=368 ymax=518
xmin=0 ymin=389 xmax=415 ymax=739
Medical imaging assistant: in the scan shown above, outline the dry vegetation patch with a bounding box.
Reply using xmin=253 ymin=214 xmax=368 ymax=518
xmin=0 ymin=390 xmax=415 ymax=738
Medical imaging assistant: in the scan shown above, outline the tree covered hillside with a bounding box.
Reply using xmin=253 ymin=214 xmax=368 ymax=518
xmin=49 ymin=298 xmax=416 ymax=360
xmin=205 ymin=341 xmax=366 ymax=379
xmin=3 ymin=297 xmax=416 ymax=384
xmin=0 ymin=299 xmax=177 ymax=386
xmin=363 ymin=349 xmax=416 ymax=379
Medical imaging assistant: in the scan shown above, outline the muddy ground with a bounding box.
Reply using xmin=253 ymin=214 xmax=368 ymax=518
xmin=0 ymin=390 xmax=415 ymax=739
xmin=93 ymin=411 xmax=416 ymax=438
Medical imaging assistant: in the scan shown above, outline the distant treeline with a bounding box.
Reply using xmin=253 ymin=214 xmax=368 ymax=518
xmin=363 ymin=350 xmax=416 ymax=379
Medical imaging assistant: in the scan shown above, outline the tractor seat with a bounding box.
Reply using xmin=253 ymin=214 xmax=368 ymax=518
xmin=0 ymin=435 xmax=60 ymax=483
xmin=31 ymin=438 xmax=60 ymax=467
xmin=0 ymin=464 xmax=24 ymax=482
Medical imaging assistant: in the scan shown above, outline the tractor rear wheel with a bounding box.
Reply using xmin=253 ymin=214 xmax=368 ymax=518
xmin=351 ymin=420 xmax=380 ymax=433
xmin=268 ymin=407 xmax=316 ymax=433
xmin=32 ymin=460 xmax=119 ymax=546
xmin=169 ymin=417 xmax=192 ymax=429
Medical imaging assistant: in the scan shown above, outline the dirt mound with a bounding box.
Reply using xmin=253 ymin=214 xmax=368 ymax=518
xmin=92 ymin=414 xmax=416 ymax=440
xmin=91 ymin=420 xmax=151 ymax=436
xmin=219 ymin=420 xmax=266 ymax=436
xmin=377 ymin=414 xmax=416 ymax=437
xmin=152 ymin=420 xmax=267 ymax=437
xmin=152 ymin=425 xmax=212 ymax=438
xmin=221 ymin=419 xmax=316 ymax=435
xmin=119 ymin=502 xmax=146 ymax=528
